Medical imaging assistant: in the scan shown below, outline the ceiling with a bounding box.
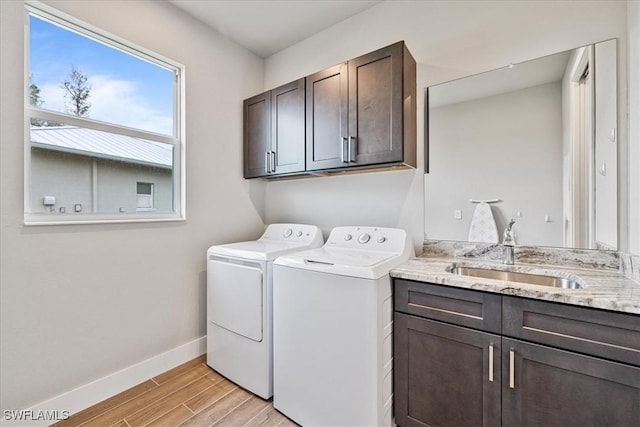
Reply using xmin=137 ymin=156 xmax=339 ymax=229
xmin=168 ymin=0 xmax=381 ymax=58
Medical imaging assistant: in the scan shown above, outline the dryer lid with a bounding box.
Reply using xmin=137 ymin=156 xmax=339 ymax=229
xmin=208 ymin=240 xmax=307 ymax=261
xmin=207 ymin=223 xmax=324 ymax=261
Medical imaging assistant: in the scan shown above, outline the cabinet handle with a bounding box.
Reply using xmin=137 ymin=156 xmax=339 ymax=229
xmin=488 ymin=344 xmax=494 ymax=382
xmin=509 ymin=349 xmax=515 ymax=389
xmin=271 ymin=151 xmax=276 ymax=172
xmin=265 ymin=152 xmax=270 ymax=174
xmin=341 ymin=137 xmax=349 ymax=163
xmin=349 ymin=136 xmax=357 ymax=162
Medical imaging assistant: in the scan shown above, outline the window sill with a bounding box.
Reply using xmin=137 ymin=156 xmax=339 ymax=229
xmin=23 ymin=212 xmax=186 ymax=226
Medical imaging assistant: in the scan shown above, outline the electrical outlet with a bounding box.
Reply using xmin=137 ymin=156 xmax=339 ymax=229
xmin=454 ymin=209 xmax=462 ymax=220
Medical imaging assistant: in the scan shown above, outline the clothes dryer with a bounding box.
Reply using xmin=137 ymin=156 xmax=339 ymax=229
xmin=206 ymin=223 xmax=323 ymax=399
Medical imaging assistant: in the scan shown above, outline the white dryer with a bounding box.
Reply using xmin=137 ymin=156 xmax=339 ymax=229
xmin=273 ymin=226 xmax=413 ymax=426
xmin=206 ymin=223 xmax=323 ymax=399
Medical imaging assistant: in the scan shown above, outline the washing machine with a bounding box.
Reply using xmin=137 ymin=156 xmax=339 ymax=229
xmin=273 ymin=226 xmax=413 ymax=426
xmin=206 ymin=223 xmax=323 ymax=399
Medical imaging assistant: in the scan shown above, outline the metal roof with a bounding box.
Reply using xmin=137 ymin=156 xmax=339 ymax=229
xmin=30 ymin=126 xmax=173 ymax=169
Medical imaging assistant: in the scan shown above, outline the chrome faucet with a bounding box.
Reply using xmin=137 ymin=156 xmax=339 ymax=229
xmin=502 ymin=218 xmax=516 ymax=265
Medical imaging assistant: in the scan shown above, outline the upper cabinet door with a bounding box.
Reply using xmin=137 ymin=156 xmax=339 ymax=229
xmin=272 ymin=78 xmax=306 ymax=174
xmin=306 ymin=63 xmax=348 ymax=171
xmin=348 ymin=41 xmax=407 ymax=166
xmin=243 ymin=91 xmax=271 ymax=178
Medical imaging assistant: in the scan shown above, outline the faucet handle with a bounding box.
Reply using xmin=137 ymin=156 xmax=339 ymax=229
xmin=503 ymin=218 xmax=516 ymax=246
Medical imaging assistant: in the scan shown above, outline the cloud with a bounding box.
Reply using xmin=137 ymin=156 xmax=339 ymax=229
xmin=37 ymin=75 xmax=173 ymax=136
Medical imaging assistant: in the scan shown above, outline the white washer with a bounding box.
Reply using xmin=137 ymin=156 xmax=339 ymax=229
xmin=273 ymin=226 xmax=413 ymax=426
xmin=206 ymin=223 xmax=323 ymax=399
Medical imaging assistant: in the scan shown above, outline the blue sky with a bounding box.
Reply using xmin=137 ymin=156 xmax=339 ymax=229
xmin=29 ymin=14 xmax=174 ymax=135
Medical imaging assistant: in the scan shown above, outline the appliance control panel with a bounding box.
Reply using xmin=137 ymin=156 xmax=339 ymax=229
xmin=325 ymin=226 xmax=409 ymax=253
xmin=260 ymin=223 xmax=323 ymax=245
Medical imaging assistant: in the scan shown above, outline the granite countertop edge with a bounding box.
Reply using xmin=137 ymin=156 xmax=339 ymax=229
xmin=390 ymin=256 xmax=640 ymax=315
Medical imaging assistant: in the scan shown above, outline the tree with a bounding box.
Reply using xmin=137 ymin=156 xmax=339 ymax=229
xmin=29 ymin=74 xmax=47 ymax=126
xmin=62 ymin=66 xmax=91 ymax=117
xmin=29 ymin=74 xmax=43 ymax=107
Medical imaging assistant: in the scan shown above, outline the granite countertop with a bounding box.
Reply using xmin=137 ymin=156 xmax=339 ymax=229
xmin=391 ymin=256 xmax=640 ymax=315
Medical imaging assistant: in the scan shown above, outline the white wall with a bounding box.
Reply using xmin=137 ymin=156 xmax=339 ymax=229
xmin=0 ymin=0 xmax=265 ymax=411
xmin=594 ymin=40 xmax=619 ymax=249
xmin=426 ymin=82 xmax=564 ymax=246
xmin=262 ymin=0 xmax=628 ymax=252
xmin=629 ymin=0 xmax=640 ymax=255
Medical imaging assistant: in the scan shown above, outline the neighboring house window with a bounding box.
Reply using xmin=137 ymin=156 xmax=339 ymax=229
xmin=136 ymin=182 xmax=154 ymax=211
xmin=24 ymin=2 xmax=185 ymax=225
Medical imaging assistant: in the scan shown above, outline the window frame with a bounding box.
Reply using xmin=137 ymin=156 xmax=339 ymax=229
xmin=136 ymin=182 xmax=155 ymax=212
xmin=24 ymin=1 xmax=186 ymax=225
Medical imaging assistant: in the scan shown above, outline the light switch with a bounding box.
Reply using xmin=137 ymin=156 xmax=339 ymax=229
xmin=454 ymin=209 xmax=462 ymax=220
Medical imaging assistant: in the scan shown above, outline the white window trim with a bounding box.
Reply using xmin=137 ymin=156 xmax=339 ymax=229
xmin=23 ymin=1 xmax=186 ymax=226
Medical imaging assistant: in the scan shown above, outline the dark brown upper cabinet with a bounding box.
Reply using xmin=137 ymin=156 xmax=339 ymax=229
xmin=244 ymin=41 xmax=416 ymax=179
xmin=306 ymin=41 xmax=416 ymax=171
xmin=243 ymin=79 xmax=305 ymax=178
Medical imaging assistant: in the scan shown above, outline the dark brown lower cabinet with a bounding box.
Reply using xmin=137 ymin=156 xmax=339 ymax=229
xmin=395 ymin=315 xmax=640 ymax=427
xmin=394 ymin=280 xmax=640 ymax=427
xmin=394 ymin=313 xmax=501 ymax=426
xmin=503 ymin=338 xmax=640 ymax=427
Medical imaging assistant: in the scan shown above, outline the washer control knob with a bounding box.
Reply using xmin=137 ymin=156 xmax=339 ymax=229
xmin=377 ymin=236 xmax=386 ymax=243
xmin=283 ymin=228 xmax=293 ymax=238
xmin=344 ymin=234 xmax=353 ymax=241
xmin=296 ymin=231 xmax=303 ymax=237
xmin=358 ymin=233 xmax=371 ymax=244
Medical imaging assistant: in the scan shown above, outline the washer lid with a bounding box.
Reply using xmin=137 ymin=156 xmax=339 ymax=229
xmin=274 ymin=247 xmax=409 ymax=280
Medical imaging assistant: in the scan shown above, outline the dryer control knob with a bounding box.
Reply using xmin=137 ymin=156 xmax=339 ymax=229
xmin=344 ymin=234 xmax=353 ymax=241
xmin=296 ymin=231 xmax=303 ymax=237
xmin=358 ymin=233 xmax=371 ymax=244
xmin=283 ymin=228 xmax=293 ymax=238
xmin=377 ymin=236 xmax=386 ymax=243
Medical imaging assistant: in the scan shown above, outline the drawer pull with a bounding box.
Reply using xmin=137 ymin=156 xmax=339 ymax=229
xmin=349 ymin=135 xmax=357 ymax=162
xmin=488 ymin=344 xmax=494 ymax=382
xmin=341 ymin=137 xmax=348 ymax=163
xmin=509 ymin=349 xmax=515 ymax=388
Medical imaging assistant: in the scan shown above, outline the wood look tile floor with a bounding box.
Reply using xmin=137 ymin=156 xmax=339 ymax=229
xmin=52 ymin=356 xmax=298 ymax=427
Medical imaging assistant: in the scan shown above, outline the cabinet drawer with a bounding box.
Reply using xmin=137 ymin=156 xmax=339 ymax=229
xmin=503 ymin=297 xmax=640 ymax=366
xmin=394 ymin=280 xmax=502 ymax=333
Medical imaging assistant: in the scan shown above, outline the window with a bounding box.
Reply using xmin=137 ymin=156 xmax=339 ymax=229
xmin=25 ymin=2 xmax=185 ymax=225
xmin=136 ymin=182 xmax=154 ymax=211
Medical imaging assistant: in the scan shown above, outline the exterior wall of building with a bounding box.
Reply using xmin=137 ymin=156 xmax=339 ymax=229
xmin=30 ymin=148 xmax=173 ymax=214
xmin=30 ymin=148 xmax=93 ymax=214
xmin=97 ymin=159 xmax=173 ymax=214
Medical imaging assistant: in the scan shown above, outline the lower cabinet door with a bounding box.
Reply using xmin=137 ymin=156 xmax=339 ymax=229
xmin=394 ymin=313 xmax=501 ymax=427
xmin=502 ymin=337 xmax=640 ymax=427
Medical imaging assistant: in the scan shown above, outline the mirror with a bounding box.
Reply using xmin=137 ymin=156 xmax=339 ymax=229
xmin=425 ymin=39 xmax=618 ymax=250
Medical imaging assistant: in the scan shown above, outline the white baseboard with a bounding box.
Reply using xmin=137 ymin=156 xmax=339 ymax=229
xmin=3 ymin=336 xmax=206 ymax=426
